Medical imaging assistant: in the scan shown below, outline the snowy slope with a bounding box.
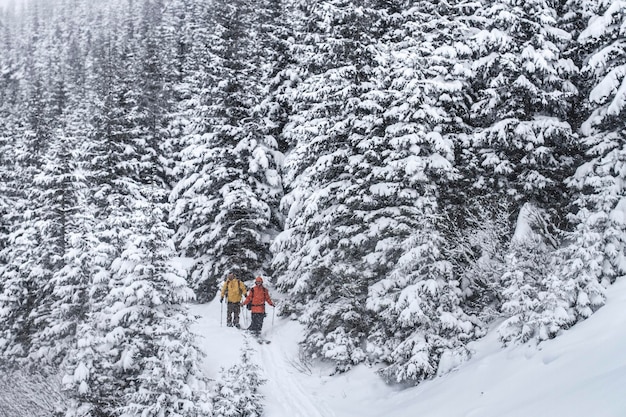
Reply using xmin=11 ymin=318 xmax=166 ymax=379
xmin=192 ymin=278 xmax=626 ymax=417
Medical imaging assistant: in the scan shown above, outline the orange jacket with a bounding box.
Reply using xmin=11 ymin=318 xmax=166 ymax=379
xmin=242 ymin=285 xmax=274 ymax=313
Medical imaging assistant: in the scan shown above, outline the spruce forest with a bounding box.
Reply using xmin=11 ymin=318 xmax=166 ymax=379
xmin=0 ymin=0 xmax=624 ymax=415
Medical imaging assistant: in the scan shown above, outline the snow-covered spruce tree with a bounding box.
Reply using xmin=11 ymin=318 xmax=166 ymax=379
xmin=0 ymin=138 xmax=11 ymax=276
xmin=26 ymin=2 xmax=99 ymax=366
xmin=467 ymin=0 xmax=580 ymax=229
xmin=62 ymin=195 xmax=212 ymax=417
xmin=0 ymin=117 xmax=40 ymax=363
xmin=252 ymin=0 xmax=295 ymax=157
xmin=129 ymin=0 xmax=177 ymax=188
xmin=542 ymin=0 xmax=626 ymax=329
xmin=273 ymin=0 xmax=478 ymax=379
xmin=0 ymin=0 xmax=69 ymax=364
xmin=0 ymin=2 xmax=23 ymax=257
xmin=367 ymin=207 xmax=477 ymax=384
xmin=271 ymin=0 xmax=400 ymax=370
xmin=360 ymin=0 xmax=484 ymax=384
xmin=381 ymin=0 xmax=478 ymax=207
xmin=166 ymin=0 xmax=218 ymax=198
xmin=0 ymin=9 xmax=21 ymax=287
xmin=0 ymin=0 xmax=118 ymax=370
xmin=497 ymin=243 xmax=552 ymax=345
xmin=159 ymin=0 xmax=198 ymax=187
xmin=114 ymin=191 xmax=212 ymax=417
xmin=575 ymin=0 xmax=626 ymax=285
xmin=0 ymin=220 xmax=41 ymax=363
xmin=213 ymin=341 xmax=266 ymax=417
xmin=249 ymin=0 xmax=294 ymax=246
xmin=170 ymin=0 xmax=283 ymax=301
xmin=27 ymin=125 xmax=91 ymax=366
xmin=496 ymin=203 xmax=562 ymax=344
xmin=60 ymin=5 xmax=212 ymax=415
xmin=58 ymin=12 xmax=146 ymax=412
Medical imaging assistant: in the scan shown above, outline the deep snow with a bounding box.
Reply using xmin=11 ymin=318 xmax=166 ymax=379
xmin=192 ymin=279 xmax=626 ymax=417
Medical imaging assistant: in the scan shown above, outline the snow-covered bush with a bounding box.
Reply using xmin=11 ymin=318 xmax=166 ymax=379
xmin=496 ymin=203 xmax=605 ymax=345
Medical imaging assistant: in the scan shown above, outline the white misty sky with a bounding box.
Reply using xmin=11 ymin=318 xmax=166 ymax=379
xmin=0 ymin=0 xmax=27 ymax=9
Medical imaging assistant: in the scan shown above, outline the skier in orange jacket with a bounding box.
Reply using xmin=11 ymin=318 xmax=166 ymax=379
xmin=242 ymin=276 xmax=274 ymax=334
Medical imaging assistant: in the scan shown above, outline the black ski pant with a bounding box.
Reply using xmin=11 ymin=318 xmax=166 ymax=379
xmin=226 ymin=302 xmax=241 ymax=327
xmin=249 ymin=312 xmax=266 ymax=332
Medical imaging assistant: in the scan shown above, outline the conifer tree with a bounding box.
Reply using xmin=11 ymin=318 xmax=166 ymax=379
xmin=547 ymin=0 xmax=626 ymax=329
xmin=213 ymin=341 xmax=266 ymax=417
xmin=573 ymin=0 xmax=626 ymax=285
xmin=25 ymin=3 xmax=98 ymax=363
xmin=497 ymin=238 xmax=554 ymax=344
xmin=272 ymin=0 xmax=396 ymax=370
xmin=368 ymin=206 xmax=477 ymax=384
xmin=274 ymin=0 xmax=481 ymax=379
xmin=495 ymin=203 xmax=593 ymax=345
xmin=131 ymin=0 xmax=174 ymax=188
xmin=0 ymin=0 xmax=67 ymax=364
xmin=60 ymin=3 xmax=212 ymax=414
xmin=368 ymin=1 xmax=486 ymax=383
xmin=467 ymin=0 xmax=580 ymax=229
xmin=112 ymin=190 xmax=212 ymax=417
xmin=0 ymin=2 xmax=21 ymax=238
xmin=0 ymin=26 xmax=20 ymax=283
xmin=171 ymin=0 xmax=283 ymax=301
xmin=252 ymin=0 xmax=295 ymax=156
xmin=443 ymin=199 xmax=513 ymax=321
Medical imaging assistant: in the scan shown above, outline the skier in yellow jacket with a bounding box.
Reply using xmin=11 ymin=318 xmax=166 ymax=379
xmin=220 ymin=273 xmax=248 ymax=328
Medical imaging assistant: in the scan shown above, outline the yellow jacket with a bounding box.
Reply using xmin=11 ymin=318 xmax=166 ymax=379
xmin=220 ymin=278 xmax=247 ymax=303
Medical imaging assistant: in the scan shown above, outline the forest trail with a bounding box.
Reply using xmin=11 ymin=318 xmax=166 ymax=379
xmin=254 ymin=315 xmax=336 ymax=417
xmin=191 ymin=297 xmax=335 ymax=417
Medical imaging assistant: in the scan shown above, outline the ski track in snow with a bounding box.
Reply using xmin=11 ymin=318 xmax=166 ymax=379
xmin=193 ymin=301 xmax=333 ymax=417
xmin=256 ymin=323 xmax=336 ymax=417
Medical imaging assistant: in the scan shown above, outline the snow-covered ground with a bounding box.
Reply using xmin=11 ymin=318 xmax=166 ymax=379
xmin=192 ymin=278 xmax=626 ymax=417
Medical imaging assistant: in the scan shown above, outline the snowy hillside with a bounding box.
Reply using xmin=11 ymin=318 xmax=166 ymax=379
xmin=192 ymin=279 xmax=626 ymax=417
xmin=1 ymin=278 xmax=624 ymax=416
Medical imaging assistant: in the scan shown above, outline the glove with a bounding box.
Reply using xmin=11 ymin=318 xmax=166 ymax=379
xmin=220 ymin=298 xmax=224 ymax=303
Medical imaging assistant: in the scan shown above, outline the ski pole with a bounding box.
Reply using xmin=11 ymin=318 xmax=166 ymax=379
xmin=220 ymin=300 xmax=223 ymax=327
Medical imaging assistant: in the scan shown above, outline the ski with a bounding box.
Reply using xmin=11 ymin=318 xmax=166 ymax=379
xmin=251 ymin=332 xmax=270 ymax=344
xmin=243 ymin=330 xmax=271 ymax=344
